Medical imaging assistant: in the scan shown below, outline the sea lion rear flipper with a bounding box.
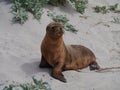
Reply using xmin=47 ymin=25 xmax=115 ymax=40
xmin=39 ymin=55 xmax=52 ymax=68
xmin=89 ymin=61 xmax=100 ymax=70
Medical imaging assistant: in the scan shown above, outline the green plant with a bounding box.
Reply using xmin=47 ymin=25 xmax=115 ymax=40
xmin=112 ymin=17 xmax=120 ymax=24
xmin=12 ymin=7 xmax=28 ymax=24
xmin=64 ymin=23 xmax=78 ymax=33
xmin=93 ymin=6 xmax=107 ymax=14
xmin=70 ymin=0 xmax=88 ymax=14
xmin=47 ymin=11 xmax=78 ymax=33
xmin=109 ymin=3 xmax=118 ymax=11
xmin=93 ymin=3 xmax=119 ymax=14
xmin=48 ymin=0 xmax=66 ymax=6
xmin=48 ymin=0 xmax=88 ymax=14
xmin=12 ymin=0 xmax=48 ymax=24
xmin=47 ymin=12 xmax=69 ymax=24
xmin=12 ymin=0 xmax=28 ymax=24
xmin=3 ymin=78 xmax=51 ymax=90
xmin=12 ymin=0 xmax=88 ymax=24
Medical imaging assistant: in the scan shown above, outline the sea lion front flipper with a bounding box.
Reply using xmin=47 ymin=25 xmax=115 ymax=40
xmin=39 ymin=55 xmax=52 ymax=68
xmin=51 ymin=62 xmax=67 ymax=83
xmin=51 ymin=69 xmax=66 ymax=83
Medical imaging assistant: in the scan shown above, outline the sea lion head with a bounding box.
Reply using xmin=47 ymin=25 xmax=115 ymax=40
xmin=46 ymin=22 xmax=64 ymax=39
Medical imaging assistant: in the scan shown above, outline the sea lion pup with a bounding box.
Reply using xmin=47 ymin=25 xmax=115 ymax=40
xmin=39 ymin=22 xmax=100 ymax=82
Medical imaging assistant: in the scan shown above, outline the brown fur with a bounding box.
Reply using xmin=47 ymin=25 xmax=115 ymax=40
xmin=39 ymin=22 xmax=100 ymax=82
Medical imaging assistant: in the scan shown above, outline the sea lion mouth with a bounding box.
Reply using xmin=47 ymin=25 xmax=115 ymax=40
xmin=56 ymin=30 xmax=64 ymax=37
xmin=54 ymin=33 xmax=62 ymax=38
xmin=57 ymin=33 xmax=62 ymax=37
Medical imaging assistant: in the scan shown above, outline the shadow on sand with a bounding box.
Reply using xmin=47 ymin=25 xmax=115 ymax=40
xmin=21 ymin=58 xmax=51 ymax=76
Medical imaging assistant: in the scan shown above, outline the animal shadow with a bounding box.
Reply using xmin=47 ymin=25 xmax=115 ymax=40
xmin=21 ymin=58 xmax=51 ymax=76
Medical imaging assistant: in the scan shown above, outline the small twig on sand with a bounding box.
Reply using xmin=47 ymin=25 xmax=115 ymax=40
xmin=75 ymin=66 xmax=120 ymax=73
xmin=95 ymin=66 xmax=120 ymax=72
xmin=79 ymin=15 xmax=89 ymax=19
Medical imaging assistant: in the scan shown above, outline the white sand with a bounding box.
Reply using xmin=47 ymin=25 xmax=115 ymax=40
xmin=0 ymin=0 xmax=120 ymax=90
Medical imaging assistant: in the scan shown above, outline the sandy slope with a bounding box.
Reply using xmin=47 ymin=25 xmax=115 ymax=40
xmin=0 ymin=0 xmax=120 ymax=90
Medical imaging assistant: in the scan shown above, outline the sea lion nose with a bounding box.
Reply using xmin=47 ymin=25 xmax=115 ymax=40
xmin=58 ymin=27 xmax=63 ymax=32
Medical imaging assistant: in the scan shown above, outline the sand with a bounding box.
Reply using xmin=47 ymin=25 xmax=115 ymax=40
xmin=0 ymin=0 xmax=120 ymax=90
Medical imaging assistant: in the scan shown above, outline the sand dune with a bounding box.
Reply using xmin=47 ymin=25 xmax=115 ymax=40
xmin=0 ymin=0 xmax=120 ymax=90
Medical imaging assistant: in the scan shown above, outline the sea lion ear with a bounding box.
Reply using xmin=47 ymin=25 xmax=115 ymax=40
xmin=46 ymin=22 xmax=54 ymax=31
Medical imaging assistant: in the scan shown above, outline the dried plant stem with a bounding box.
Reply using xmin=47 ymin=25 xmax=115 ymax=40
xmin=75 ymin=66 xmax=120 ymax=73
xmin=95 ymin=66 xmax=120 ymax=72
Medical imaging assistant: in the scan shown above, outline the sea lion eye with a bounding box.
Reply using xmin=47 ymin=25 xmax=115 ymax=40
xmin=51 ymin=27 xmax=55 ymax=31
xmin=60 ymin=27 xmax=62 ymax=30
